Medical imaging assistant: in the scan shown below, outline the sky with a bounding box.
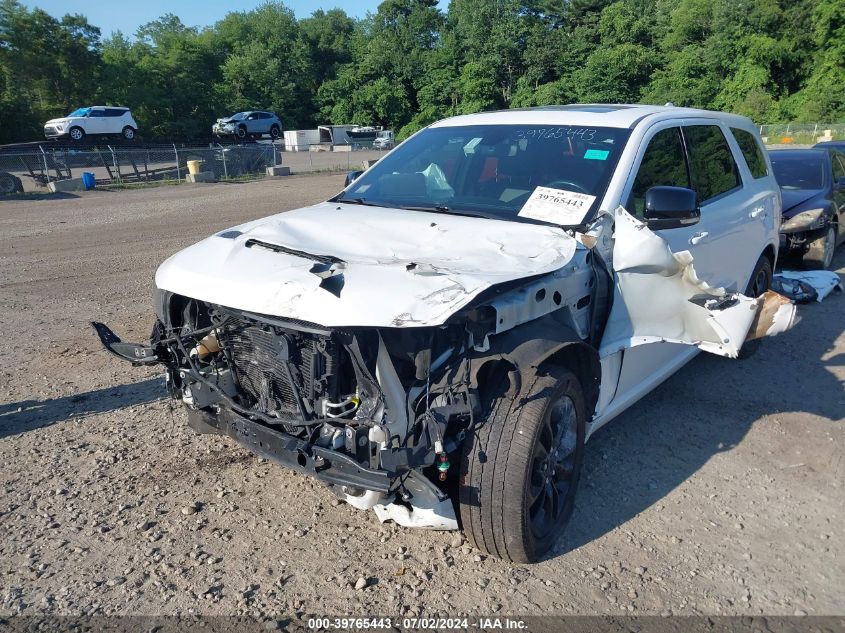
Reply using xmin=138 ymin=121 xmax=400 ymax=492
xmin=22 ymin=1 xmax=444 ymax=38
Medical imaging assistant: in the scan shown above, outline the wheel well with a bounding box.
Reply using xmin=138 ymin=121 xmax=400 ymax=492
xmin=762 ymin=244 xmax=776 ymax=269
xmin=540 ymin=343 xmax=601 ymax=418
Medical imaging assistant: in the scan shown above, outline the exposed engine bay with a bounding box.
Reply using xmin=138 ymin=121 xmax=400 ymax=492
xmin=93 ymin=240 xmax=604 ymax=530
xmin=92 ymin=206 xmax=796 ymax=535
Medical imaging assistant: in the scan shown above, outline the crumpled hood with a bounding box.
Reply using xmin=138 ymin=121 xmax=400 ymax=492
xmin=155 ymin=202 xmax=579 ymax=328
xmin=781 ymin=189 xmax=824 ymax=217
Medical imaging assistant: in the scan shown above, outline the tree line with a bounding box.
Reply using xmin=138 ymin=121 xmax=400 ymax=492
xmin=0 ymin=0 xmax=843 ymax=145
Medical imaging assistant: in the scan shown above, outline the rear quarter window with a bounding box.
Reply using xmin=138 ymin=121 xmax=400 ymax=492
xmin=731 ymin=128 xmax=769 ymax=179
xmin=684 ymin=125 xmax=742 ymax=203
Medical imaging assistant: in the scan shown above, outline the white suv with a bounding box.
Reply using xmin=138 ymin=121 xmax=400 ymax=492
xmin=94 ymin=105 xmax=791 ymax=562
xmin=44 ymin=106 xmax=138 ymax=142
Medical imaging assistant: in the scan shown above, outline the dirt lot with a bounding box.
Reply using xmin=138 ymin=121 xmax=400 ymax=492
xmin=0 ymin=176 xmax=843 ymax=619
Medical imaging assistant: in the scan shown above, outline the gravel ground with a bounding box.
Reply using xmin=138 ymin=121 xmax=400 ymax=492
xmin=0 ymin=176 xmax=843 ymax=619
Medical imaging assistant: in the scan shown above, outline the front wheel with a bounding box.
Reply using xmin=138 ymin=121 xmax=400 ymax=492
xmin=236 ymin=126 xmax=247 ymax=140
xmin=803 ymin=226 xmax=836 ymax=270
xmin=68 ymin=126 xmax=85 ymax=142
xmin=459 ymin=365 xmax=586 ymax=563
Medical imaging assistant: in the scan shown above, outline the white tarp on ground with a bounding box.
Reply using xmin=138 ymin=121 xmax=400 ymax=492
xmin=773 ymin=270 xmax=843 ymax=302
xmin=600 ymin=207 xmax=797 ymax=359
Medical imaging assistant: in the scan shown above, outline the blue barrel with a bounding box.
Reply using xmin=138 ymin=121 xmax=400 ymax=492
xmin=81 ymin=172 xmax=96 ymax=190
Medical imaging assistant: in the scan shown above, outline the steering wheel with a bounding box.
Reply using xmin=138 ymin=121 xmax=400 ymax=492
xmin=544 ymin=179 xmax=590 ymax=195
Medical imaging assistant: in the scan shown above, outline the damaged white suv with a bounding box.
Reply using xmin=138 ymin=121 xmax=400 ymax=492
xmin=95 ymin=105 xmax=791 ymax=562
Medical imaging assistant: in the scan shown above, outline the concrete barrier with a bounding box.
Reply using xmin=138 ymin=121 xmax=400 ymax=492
xmin=186 ymin=171 xmax=216 ymax=183
xmin=266 ymin=165 xmax=291 ymax=177
xmin=48 ymin=177 xmax=85 ymax=193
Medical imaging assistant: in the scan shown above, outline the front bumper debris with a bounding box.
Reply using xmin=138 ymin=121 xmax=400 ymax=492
xmin=207 ymin=406 xmax=391 ymax=493
xmin=92 ymin=322 xmax=159 ymax=365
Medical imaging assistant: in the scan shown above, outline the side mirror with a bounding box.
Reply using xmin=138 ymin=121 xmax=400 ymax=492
xmin=344 ymin=170 xmax=364 ymax=187
xmin=644 ymin=186 xmax=700 ymax=230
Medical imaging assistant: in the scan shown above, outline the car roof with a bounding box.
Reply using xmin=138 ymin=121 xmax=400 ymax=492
xmin=83 ymin=106 xmax=129 ymax=110
xmin=430 ymin=104 xmax=751 ymax=130
xmin=769 ymin=148 xmax=829 ymax=159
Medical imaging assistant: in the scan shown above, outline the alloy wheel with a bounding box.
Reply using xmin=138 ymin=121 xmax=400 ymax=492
xmin=528 ymin=395 xmax=579 ymax=541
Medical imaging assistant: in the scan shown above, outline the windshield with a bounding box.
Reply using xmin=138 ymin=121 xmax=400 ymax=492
xmin=229 ymin=112 xmax=248 ymax=120
xmin=771 ymin=154 xmax=826 ymax=190
xmin=67 ymin=107 xmax=90 ymax=117
xmin=335 ymin=123 xmax=631 ymax=226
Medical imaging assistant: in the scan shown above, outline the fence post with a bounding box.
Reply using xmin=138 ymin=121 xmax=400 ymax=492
xmin=174 ymin=144 xmax=181 ymax=182
xmin=108 ymin=145 xmax=120 ymax=182
xmin=220 ymin=144 xmax=228 ymax=179
xmin=39 ymin=145 xmax=50 ymax=182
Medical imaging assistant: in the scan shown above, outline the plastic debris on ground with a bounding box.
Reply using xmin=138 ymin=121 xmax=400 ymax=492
xmin=772 ymin=270 xmax=843 ymax=303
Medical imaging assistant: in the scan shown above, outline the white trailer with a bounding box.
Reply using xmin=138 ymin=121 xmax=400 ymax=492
xmin=283 ymin=129 xmax=320 ymax=151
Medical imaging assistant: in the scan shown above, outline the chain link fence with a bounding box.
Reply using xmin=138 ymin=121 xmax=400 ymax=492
xmin=0 ymin=142 xmax=388 ymax=193
xmin=760 ymin=123 xmax=845 ymax=145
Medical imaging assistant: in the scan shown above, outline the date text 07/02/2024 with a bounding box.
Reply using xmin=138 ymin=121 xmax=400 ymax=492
xmin=306 ymin=617 xmax=528 ymax=630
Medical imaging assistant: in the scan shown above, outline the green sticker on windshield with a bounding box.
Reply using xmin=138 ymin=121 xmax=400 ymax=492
xmin=584 ymin=149 xmax=610 ymax=161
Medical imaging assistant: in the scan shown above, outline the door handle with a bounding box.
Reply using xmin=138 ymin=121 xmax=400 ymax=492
xmin=689 ymin=231 xmax=709 ymax=245
xmin=749 ymin=206 xmax=767 ymax=219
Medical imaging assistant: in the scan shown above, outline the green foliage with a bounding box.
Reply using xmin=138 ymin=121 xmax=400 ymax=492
xmin=0 ymin=0 xmax=843 ymax=145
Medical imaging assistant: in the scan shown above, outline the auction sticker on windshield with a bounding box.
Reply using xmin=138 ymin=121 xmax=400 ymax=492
xmin=518 ymin=186 xmax=596 ymax=225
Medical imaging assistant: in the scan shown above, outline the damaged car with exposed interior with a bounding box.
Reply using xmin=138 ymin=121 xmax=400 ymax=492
xmin=94 ymin=105 xmax=796 ymax=563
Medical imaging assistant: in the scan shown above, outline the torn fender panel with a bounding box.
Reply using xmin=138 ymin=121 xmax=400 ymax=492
xmin=599 ymin=207 xmax=795 ymax=359
xmin=745 ymin=291 xmax=800 ymax=341
xmin=155 ymin=203 xmax=578 ymax=328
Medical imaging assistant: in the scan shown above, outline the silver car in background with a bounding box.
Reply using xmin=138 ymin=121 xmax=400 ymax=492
xmin=213 ymin=111 xmax=282 ymax=140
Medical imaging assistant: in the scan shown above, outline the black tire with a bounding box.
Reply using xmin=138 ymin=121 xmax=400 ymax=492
xmin=122 ymin=126 xmax=136 ymax=141
xmin=803 ymin=225 xmax=836 ymax=270
xmin=270 ymin=125 xmax=281 ymax=139
xmin=236 ymin=125 xmax=247 ymax=140
xmin=459 ymin=365 xmax=586 ymax=563
xmin=68 ymin=126 xmax=85 ymax=142
xmin=738 ymin=254 xmax=773 ymax=359
xmin=0 ymin=172 xmax=19 ymax=194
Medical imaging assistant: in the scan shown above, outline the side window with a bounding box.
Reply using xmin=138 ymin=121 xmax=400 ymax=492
xmin=88 ymin=109 xmax=106 ymax=118
xmin=259 ymin=112 xmax=270 ymax=119
xmin=831 ymin=153 xmax=845 ymax=182
xmin=731 ymin=128 xmax=768 ymax=179
xmin=684 ymin=125 xmax=741 ymax=203
xmin=629 ymin=127 xmax=690 ymax=216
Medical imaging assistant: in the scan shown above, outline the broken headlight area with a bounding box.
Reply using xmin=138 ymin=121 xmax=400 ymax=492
xmin=104 ymin=294 xmax=494 ymax=530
